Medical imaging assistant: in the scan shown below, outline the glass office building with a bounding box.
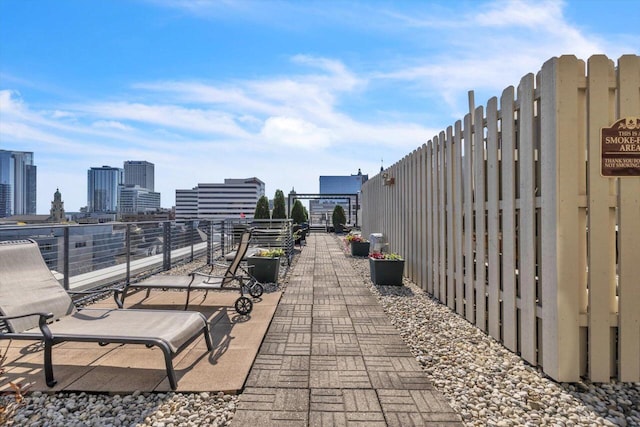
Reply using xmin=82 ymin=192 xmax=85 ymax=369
xmin=0 ymin=150 xmax=37 ymax=217
xmin=87 ymin=166 xmax=123 ymax=213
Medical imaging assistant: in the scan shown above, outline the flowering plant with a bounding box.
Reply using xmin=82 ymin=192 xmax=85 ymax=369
xmin=255 ymin=248 xmax=285 ymax=258
xmin=345 ymin=233 xmax=367 ymax=243
xmin=369 ymin=251 xmax=403 ymax=260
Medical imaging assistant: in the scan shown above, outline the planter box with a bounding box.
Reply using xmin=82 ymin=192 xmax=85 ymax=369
xmin=369 ymin=258 xmax=405 ymax=286
xmin=248 ymin=256 xmax=281 ymax=284
xmin=350 ymin=241 xmax=370 ymax=257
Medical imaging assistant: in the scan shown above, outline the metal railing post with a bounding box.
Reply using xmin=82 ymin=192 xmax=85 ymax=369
xmin=206 ymin=220 xmax=212 ymax=265
xmin=189 ymin=220 xmax=194 ymax=262
xmin=125 ymin=223 xmax=131 ymax=285
xmin=163 ymin=221 xmax=171 ymax=271
xmin=221 ymin=220 xmax=226 ymax=257
xmin=63 ymin=226 xmax=70 ymax=290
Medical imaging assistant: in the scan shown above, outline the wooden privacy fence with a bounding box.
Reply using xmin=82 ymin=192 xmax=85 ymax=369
xmin=361 ymin=55 xmax=640 ymax=383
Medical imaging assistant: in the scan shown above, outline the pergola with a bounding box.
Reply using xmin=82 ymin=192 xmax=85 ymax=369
xmin=287 ymin=192 xmax=360 ymax=227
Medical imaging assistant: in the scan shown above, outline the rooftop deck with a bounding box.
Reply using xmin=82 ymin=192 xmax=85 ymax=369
xmin=1 ymin=233 xmax=461 ymax=425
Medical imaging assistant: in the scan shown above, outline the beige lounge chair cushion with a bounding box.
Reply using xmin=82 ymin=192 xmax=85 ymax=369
xmin=0 ymin=240 xmax=76 ymax=332
xmin=224 ymin=246 xmax=265 ymax=261
xmin=21 ymin=308 xmax=207 ymax=353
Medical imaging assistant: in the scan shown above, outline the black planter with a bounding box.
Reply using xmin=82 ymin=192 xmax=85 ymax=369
xmin=350 ymin=241 xmax=370 ymax=257
xmin=248 ymin=256 xmax=281 ymax=284
xmin=369 ymin=258 xmax=405 ymax=286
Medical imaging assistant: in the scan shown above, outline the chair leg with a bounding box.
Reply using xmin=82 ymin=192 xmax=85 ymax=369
xmin=203 ymin=326 xmax=213 ymax=351
xmin=184 ymin=289 xmax=192 ymax=310
xmin=159 ymin=344 xmax=178 ymax=390
xmin=44 ymin=340 xmax=57 ymax=387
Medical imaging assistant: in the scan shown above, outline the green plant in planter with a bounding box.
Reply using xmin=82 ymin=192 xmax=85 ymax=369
xmin=248 ymin=248 xmax=284 ymax=284
xmin=369 ymin=251 xmax=404 ymax=286
xmin=345 ymin=232 xmax=370 ymax=256
xmin=332 ymin=205 xmax=346 ymax=233
xmin=291 ymin=200 xmax=307 ymax=225
xmin=254 ymin=196 xmax=271 ymax=220
xmin=272 ymin=190 xmax=287 ymax=220
xmin=256 ymin=248 xmax=285 ymax=258
xmin=370 ymin=252 xmax=403 ymax=260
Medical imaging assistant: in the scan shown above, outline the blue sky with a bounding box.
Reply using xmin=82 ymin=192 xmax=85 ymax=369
xmin=1 ymin=0 xmax=638 ymax=213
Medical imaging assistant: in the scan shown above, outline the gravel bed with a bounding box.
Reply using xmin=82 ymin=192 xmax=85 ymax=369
xmin=341 ymin=237 xmax=640 ymax=427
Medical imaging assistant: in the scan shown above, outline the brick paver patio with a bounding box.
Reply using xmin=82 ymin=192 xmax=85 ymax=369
xmin=233 ymin=233 xmax=463 ymax=426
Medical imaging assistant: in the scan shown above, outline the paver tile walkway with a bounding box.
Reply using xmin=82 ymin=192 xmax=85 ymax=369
xmin=234 ymin=233 xmax=463 ymax=426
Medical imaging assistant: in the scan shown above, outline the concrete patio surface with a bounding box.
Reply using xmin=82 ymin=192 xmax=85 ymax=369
xmin=1 ymin=289 xmax=281 ymax=394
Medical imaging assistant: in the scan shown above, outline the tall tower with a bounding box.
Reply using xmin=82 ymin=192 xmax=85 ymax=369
xmin=124 ymin=161 xmax=154 ymax=191
xmin=87 ymin=166 xmax=123 ymax=213
xmin=49 ymin=188 xmax=66 ymax=223
xmin=0 ymin=149 xmax=37 ymax=217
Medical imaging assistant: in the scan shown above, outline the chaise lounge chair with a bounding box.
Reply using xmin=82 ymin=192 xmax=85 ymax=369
xmin=120 ymin=228 xmax=263 ymax=315
xmin=0 ymin=239 xmax=212 ymax=390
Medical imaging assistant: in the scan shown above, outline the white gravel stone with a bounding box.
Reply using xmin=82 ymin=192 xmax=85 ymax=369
xmin=340 ymin=235 xmax=640 ymax=427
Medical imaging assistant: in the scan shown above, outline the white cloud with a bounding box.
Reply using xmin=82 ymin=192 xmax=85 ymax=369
xmin=260 ymin=116 xmax=335 ymax=149
xmin=92 ymin=120 xmax=134 ymax=131
xmin=78 ymin=102 xmax=252 ymax=138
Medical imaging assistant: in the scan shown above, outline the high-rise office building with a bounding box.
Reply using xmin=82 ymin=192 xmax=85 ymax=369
xmin=175 ymin=177 xmax=265 ymax=222
xmin=310 ymin=169 xmax=368 ymax=226
xmin=0 ymin=149 xmax=37 ymax=217
xmin=118 ymin=185 xmax=161 ymax=214
xmin=319 ymin=169 xmax=368 ymax=194
xmin=87 ymin=166 xmax=123 ymax=213
xmin=119 ymin=161 xmax=160 ymax=216
xmin=124 ymin=160 xmax=154 ymax=191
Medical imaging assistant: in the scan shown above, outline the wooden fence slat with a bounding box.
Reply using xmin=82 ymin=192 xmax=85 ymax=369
xmin=421 ymin=144 xmax=428 ymax=291
xmin=486 ymin=97 xmax=501 ymax=337
xmin=454 ymin=121 xmax=465 ymax=315
xmin=463 ymin=113 xmax=475 ymax=322
xmin=415 ymin=150 xmax=421 ymax=282
xmin=617 ymin=54 xmax=640 ymax=381
xmin=586 ymin=55 xmax=617 ymax=381
xmin=518 ymin=73 xmax=538 ymax=365
xmin=426 ymin=142 xmax=434 ymax=295
xmin=433 ymin=136 xmax=441 ymax=300
xmin=439 ymin=131 xmax=447 ymax=301
xmin=540 ymin=56 xmax=582 ymax=381
xmin=500 ymin=86 xmax=518 ymax=352
xmin=446 ymin=126 xmax=456 ymax=309
xmin=474 ymin=106 xmax=487 ymax=331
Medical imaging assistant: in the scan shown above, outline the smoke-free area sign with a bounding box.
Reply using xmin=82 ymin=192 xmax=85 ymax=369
xmin=601 ymin=117 xmax=640 ymax=177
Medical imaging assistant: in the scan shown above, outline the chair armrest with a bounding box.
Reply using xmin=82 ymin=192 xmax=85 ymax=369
xmin=191 ymin=271 xmax=242 ymax=280
xmin=0 ymin=312 xmax=54 ymax=340
xmin=211 ymin=262 xmax=229 ymax=268
xmin=67 ymin=287 xmax=125 ymax=309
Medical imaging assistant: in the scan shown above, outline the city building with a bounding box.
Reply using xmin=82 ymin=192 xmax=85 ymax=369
xmin=49 ymin=188 xmax=66 ymax=223
xmin=175 ymin=177 xmax=265 ymax=222
xmin=0 ymin=149 xmax=37 ymax=217
xmin=124 ymin=160 xmax=154 ymax=191
xmin=118 ymin=185 xmax=161 ymax=215
xmin=310 ymin=169 xmax=368 ymax=226
xmin=87 ymin=166 xmax=123 ymax=213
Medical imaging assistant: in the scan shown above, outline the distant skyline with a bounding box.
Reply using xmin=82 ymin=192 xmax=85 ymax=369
xmin=1 ymin=0 xmax=638 ymax=213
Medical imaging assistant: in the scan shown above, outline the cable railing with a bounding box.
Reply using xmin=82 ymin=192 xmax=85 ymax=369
xmin=0 ymin=218 xmax=293 ymax=294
